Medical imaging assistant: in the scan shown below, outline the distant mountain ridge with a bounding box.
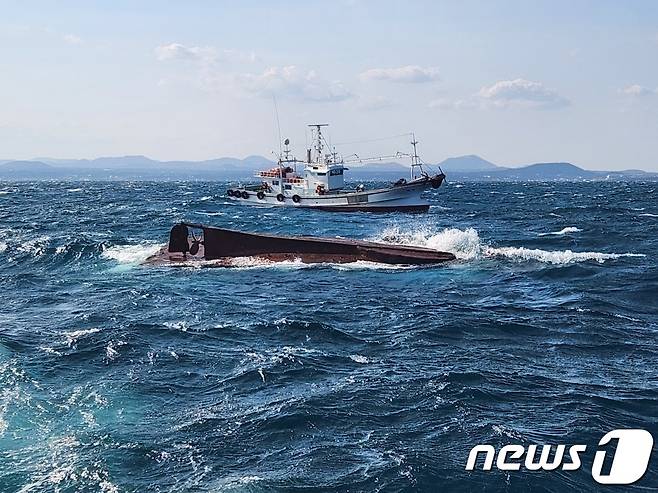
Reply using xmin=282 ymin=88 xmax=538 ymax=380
xmin=0 ymin=154 xmax=656 ymax=181
xmin=437 ymin=155 xmax=500 ymax=172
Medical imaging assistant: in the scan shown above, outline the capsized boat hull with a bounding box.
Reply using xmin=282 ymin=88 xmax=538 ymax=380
xmin=146 ymin=223 xmax=455 ymax=266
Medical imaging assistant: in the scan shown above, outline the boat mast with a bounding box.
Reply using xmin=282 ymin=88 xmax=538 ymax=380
xmin=278 ymin=138 xmax=293 ymax=194
xmin=308 ymin=124 xmax=329 ymax=164
xmin=410 ymin=133 xmax=421 ymax=179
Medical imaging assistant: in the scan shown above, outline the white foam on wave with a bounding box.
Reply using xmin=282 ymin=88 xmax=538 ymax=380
xmin=223 ymin=256 xmax=414 ymax=271
xmin=639 ymin=213 xmax=658 ymax=218
xmin=0 ymin=242 xmax=6 ymax=254
xmin=350 ymin=354 xmax=371 ymax=364
xmin=64 ymin=328 xmax=102 ymax=347
xmin=227 ymin=256 xmax=310 ymax=269
xmin=195 ymin=211 xmax=226 ymax=216
xmin=102 ymin=243 xmax=162 ymax=264
xmin=485 ymin=247 xmax=643 ymax=264
xmin=376 ymin=226 xmax=484 ymax=260
xmin=17 ymin=235 xmax=51 ymax=257
xmin=374 ymin=225 xmax=644 ymax=265
xmin=538 ymin=226 xmax=582 ymax=236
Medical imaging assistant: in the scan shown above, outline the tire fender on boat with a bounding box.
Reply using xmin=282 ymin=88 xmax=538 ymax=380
xmin=276 ymin=194 xmax=285 ymax=202
xmin=257 ymin=191 xmax=265 ymax=200
xmin=241 ymin=191 xmax=250 ymax=199
xmin=189 ymin=241 xmax=200 ymax=255
xmin=292 ymin=195 xmax=301 ymax=203
xmin=227 ymin=189 xmax=234 ymax=197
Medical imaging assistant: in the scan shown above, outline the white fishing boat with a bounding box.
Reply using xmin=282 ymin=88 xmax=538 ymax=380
xmin=227 ymin=124 xmax=445 ymax=212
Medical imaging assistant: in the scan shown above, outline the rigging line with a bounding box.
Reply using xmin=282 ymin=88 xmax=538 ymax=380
xmin=333 ymin=132 xmax=413 ymax=147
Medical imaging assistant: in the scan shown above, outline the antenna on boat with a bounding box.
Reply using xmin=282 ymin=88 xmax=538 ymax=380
xmin=272 ymin=95 xmax=283 ymax=158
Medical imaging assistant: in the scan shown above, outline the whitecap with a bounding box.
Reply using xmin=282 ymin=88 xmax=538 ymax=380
xmin=199 ymin=195 xmax=213 ymax=201
xmin=64 ymin=328 xmax=101 ymax=347
xmin=639 ymin=213 xmax=658 ymax=218
xmin=485 ymin=246 xmax=644 ymax=264
xmin=99 ymin=480 xmax=119 ymax=493
xmin=0 ymin=242 xmax=6 ymax=254
xmin=102 ymin=243 xmax=162 ymax=264
xmin=195 ymin=211 xmax=226 ymax=216
xmin=350 ymin=354 xmax=370 ymax=364
xmin=106 ymin=343 xmax=119 ymax=361
xmin=67 ymin=188 xmax=83 ymax=192
xmin=538 ymin=226 xmax=582 ymax=236
xmin=164 ymin=320 xmax=189 ymax=332
xmin=17 ymin=235 xmax=51 ymax=257
xmin=39 ymin=346 xmax=62 ymax=356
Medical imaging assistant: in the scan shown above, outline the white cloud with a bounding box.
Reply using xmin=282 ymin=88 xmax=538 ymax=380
xmin=619 ymin=84 xmax=656 ymax=97
xmin=476 ymin=78 xmax=569 ymax=109
xmin=238 ymin=66 xmax=353 ymax=103
xmin=155 ymin=43 xmax=256 ymax=63
xmin=63 ymin=34 xmax=82 ymax=44
xmin=360 ymin=65 xmax=440 ymax=83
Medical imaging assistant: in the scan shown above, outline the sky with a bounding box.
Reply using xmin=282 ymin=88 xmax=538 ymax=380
xmin=1 ymin=0 xmax=658 ymax=170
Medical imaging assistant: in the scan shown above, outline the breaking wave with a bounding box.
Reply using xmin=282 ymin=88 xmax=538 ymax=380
xmin=486 ymin=247 xmax=643 ymax=264
xmin=376 ymin=226 xmax=483 ymax=260
xmin=101 ymin=243 xmax=162 ymax=264
xmin=538 ymin=226 xmax=582 ymax=236
xmin=375 ymin=226 xmax=644 ymax=264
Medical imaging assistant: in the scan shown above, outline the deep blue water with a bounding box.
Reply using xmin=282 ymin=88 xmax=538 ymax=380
xmin=0 ymin=180 xmax=657 ymax=492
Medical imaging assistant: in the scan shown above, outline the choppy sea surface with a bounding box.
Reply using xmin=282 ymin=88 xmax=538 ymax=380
xmin=0 ymin=180 xmax=657 ymax=492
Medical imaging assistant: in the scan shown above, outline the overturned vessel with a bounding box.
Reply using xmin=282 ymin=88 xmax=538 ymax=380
xmin=145 ymin=223 xmax=455 ymax=266
xmin=227 ymin=124 xmax=445 ymax=213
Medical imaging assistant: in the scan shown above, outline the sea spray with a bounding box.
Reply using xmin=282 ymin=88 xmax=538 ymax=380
xmin=376 ymin=226 xmax=483 ymax=260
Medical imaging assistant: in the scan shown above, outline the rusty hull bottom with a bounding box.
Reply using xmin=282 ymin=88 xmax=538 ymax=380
xmin=145 ymin=223 xmax=456 ymax=267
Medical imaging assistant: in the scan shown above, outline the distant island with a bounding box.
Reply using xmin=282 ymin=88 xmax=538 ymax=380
xmin=0 ymin=154 xmax=656 ymax=181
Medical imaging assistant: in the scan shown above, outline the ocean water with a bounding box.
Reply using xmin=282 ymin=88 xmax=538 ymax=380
xmin=0 ymin=180 xmax=656 ymax=492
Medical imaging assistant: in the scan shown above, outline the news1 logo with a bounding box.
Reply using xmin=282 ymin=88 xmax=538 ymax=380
xmin=466 ymin=429 xmax=654 ymax=485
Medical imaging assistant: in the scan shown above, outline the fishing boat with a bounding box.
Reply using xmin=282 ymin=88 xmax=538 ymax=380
xmin=226 ymin=124 xmax=445 ymax=212
xmin=145 ymin=223 xmax=455 ymax=266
